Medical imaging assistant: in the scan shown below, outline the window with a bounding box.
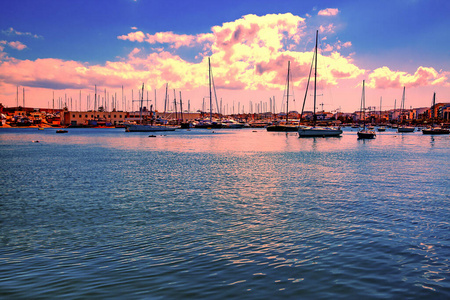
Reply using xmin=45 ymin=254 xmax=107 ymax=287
xmin=114 ymin=115 xmax=116 ymax=118
xmin=72 ymin=114 xmax=75 ymax=117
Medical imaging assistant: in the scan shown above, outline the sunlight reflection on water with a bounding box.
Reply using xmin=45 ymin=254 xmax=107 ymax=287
xmin=0 ymin=127 xmax=449 ymax=299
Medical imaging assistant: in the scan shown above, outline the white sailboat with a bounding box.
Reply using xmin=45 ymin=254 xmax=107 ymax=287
xmin=357 ymin=80 xmax=376 ymax=139
xmin=266 ymin=61 xmax=299 ymax=132
xmin=397 ymin=87 xmax=415 ymax=132
xmin=125 ymin=83 xmax=176 ymax=132
xmin=298 ymin=30 xmax=342 ymax=138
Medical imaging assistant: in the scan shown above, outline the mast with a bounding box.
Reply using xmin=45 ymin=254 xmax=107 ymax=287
xmin=140 ymin=83 xmax=144 ymax=123
xmin=401 ymin=86 xmax=405 ymax=122
xmin=208 ymin=57 xmax=212 ymax=122
xmin=179 ymin=91 xmax=183 ymax=122
xmin=286 ymin=60 xmax=290 ymax=124
xmin=361 ymin=80 xmax=366 ymax=129
xmin=379 ymin=96 xmax=382 ymax=125
xmin=313 ymin=29 xmax=318 ymax=126
xmin=173 ymin=89 xmax=177 ymax=121
xmin=431 ymin=92 xmax=436 ymax=122
xmin=164 ymin=83 xmax=168 ymax=119
xmin=300 ymin=47 xmax=315 ymax=121
xmin=94 ymin=85 xmax=97 ymax=113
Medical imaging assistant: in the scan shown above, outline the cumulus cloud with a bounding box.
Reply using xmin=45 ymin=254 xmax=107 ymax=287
xmin=118 ymin=30 xmax=214 ymax=49
xmin=318 ymin=8 xmax=339 ymax=16
xmin=118 ymin=31 xmax=146 ymax=42
xmin=366 ymin=66 xmax=448 ymax=89
xmin=1 ymin=13 xmax=367 ymax=98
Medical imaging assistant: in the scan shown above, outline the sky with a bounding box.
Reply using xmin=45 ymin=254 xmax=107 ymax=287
xmin=0 ymin=0 xmax=449 ymax=113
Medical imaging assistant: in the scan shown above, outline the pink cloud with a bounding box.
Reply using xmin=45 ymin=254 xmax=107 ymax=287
xmin=323 ymin=44 xmax=333 ymax=52
xmin=8 ymin=41 xmax=27 ymax=50
xmin=342 ymin=41 xmax=352 ymax=48
xmin=319 ymin=24 xmax=335 ymax=34
xmin=318 ymin=8 xmax=339 ymax=16
xmin=367 ymin=66 xmax=448 ymax=89
xmin=118 ymin=30 xmax=214 ymax=49
xmin=2 ymin=27 xmax=42 ymax=39
xmin=117 ymin=31 xmax=146 ymax=42
xmin=0 ymin=13 xmax=365 ymax=109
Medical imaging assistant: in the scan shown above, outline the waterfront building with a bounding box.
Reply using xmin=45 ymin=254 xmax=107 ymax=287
xmin=61 ymin=110 xmax=130 ymax=127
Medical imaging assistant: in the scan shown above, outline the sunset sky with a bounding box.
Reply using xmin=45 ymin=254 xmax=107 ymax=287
xmin=0 ymin=0 xmax=449 ymax=113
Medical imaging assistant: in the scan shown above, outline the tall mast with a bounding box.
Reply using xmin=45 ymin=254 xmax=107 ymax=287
xmin=401 ymin=86 xmax=405 ymax=122
xmin=208 ymin=57 xmax=212 ymax=122
xmin=154 ymin=89 xmax=157 ymax=114
xmin=432 ymin=92 xmax=436 ymax=121
xmin=94 ymin=85 xmax=97 ymax=113
xmin=164 ymin=83 xmax=168 ymax=118
xmin=173 ymin=89 xmax=177 ymax=121
xmin=286 ymin=61 xmax=290 ymax=124
xmin=140 ymin=83 xmax=144 ymax=123
xmin=362 ymin=80 xmax=366 ymax=128
xmin=314 ymin=29 xmax=318 ymax=126
xmin=179 ymin=91 xmax=183 ymax=122
xmin=380 ymin=96 xmax=382 ymax=124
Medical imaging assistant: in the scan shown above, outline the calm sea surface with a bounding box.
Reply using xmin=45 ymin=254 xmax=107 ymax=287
xmin=1 ymin=127 xmax=449 ymax=299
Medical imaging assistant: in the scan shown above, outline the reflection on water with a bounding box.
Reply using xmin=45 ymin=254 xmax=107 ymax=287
xmin=0 ymin=127 xmax=449 ymax=299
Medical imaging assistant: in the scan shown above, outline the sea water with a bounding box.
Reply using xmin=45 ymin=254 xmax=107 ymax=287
xmin=0 ymin=127 xmax=449 ymax=299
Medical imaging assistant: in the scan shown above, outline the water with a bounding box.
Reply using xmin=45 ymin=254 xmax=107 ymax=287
xmin=1 ymin=127 xmax=449 ymax=299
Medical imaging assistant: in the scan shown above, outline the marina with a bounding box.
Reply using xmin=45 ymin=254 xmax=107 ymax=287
xmin=1 ymin=1 xmax=450 ymax=298
xmin=1 ymin=127 xmax=449 ymax=298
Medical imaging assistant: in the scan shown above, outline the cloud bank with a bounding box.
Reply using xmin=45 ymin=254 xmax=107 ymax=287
xmin=0 ymin=11 xmax=448 ymax=110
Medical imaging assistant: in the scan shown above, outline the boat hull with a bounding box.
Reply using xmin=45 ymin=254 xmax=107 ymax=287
xmin=397 ymin=127 xmax=415 ymax=133
xmin=194 ymin=123 xmax=222 ymax=129
xmin=125 ymin=124 xmax=176 ymax=132
xmin=357 ymin=130 xmax=376 ymax=139
xmin=266 ymin=125 xmax=299 ymax=132
xmin=298 ymin=127 xmax=342 ymax=137
xmin=422 ymin=128 xmax=450 ymax=135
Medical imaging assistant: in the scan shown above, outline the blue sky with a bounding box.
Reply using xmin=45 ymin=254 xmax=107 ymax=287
xmin=1 ymin=0 xmax=449 ymax=112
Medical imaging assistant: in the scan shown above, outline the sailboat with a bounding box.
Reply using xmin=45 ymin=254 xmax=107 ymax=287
xmin=422 ymin=92 xmax=450 ymax=135
xmin=266 ymin=61 xmax=299 ymax=132
xmin=357 ymin=80 xmax=376 ymax=139
xmin=195 ymin=57 xmax=222 ymax=129
xmin=397 ymin=87 xmax=415 ymax=132
xmin=125 ymin=83 xmax=176 ymax=132
xmin=298 ymin=30 xmax=342 ymax=137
